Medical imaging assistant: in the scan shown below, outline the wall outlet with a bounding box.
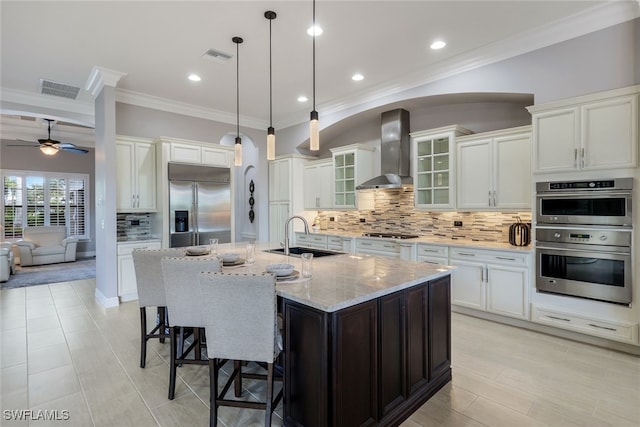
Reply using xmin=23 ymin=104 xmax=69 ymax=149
xmin=454 ymin=221 xmax=463 ymax=227
xmin=359 ymin=218 xmax=366 ymax=223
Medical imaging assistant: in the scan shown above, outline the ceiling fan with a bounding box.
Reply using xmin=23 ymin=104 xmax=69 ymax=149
xmin=11 ymin=118 xmax=89 ymax=155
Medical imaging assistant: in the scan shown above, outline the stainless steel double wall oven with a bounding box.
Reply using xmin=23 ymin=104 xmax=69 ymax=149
xmin=535 ymin=178 xmax=633 ymax=305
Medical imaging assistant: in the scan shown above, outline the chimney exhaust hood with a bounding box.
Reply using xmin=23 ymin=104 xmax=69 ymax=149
xmin=356 ymin=109 xmax=412 ymax=190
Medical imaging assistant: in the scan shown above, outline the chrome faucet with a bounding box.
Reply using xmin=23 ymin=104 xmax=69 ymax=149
xmin=284 ymin=215 xmax=310 ymax=255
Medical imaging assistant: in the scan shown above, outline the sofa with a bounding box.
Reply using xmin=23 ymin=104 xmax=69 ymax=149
xmin=1 ymin=242 xmax=14 ymax=282
xmin=15 ymin=226 xmax=78 ymax=267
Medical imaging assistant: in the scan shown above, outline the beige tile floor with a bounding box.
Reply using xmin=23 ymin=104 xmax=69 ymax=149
xmin=1 ymin=279 xmax=639 ymax=426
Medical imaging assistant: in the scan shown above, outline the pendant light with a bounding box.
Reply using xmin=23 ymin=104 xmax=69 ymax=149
xmin=309 ymin=0 xmax=319 ymax=151
xmin=265 ymin=11 xmax=277 ymax=160
xmin=233 ymin=36 xmax=243 ymax=167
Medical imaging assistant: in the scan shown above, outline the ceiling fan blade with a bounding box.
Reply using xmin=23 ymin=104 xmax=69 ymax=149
xmin=7 ymin=144 xmax=38 ymax=147
xmin=58 ymin=146 xmax=89 ymax=154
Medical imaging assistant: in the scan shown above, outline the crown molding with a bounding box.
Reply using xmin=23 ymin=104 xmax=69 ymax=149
xmin=86 ymin=66 xmax=127 ymax=98
xmin=115 ymin=88 xmax=268 ymax=130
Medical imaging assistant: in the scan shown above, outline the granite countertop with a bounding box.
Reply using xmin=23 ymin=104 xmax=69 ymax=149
xmin=301 ymin=231 xmax=534 ymax=252
xmin=216 ymin=242 xmax=454 ymax=313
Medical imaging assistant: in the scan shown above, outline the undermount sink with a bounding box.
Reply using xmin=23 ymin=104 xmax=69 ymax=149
xmin=264 ymin=247 xmax=344 ymax=258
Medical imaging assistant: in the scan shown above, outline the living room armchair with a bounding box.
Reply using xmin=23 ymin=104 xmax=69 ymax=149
xmin=16 ymin=226 xmax=78 ymax=267
xmin=1 ymin=242 xmax=14 ymax=282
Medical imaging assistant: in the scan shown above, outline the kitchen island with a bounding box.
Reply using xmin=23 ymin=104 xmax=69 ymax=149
xmin=222 ymin=243 xmax=454 ymax=427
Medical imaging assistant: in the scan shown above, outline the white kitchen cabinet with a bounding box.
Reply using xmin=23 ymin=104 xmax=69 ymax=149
xmin=528 ymin=86 xmax=639 ymax=173
xmin=117 ymin=240 xmax=161 ymax=302
xmin=457 ymin=126 xmax=531 ymax=210
xmin=296 ymin=233 xmax=328 ymax=249
xmin=303 ymin=159 xmax=333 ymax=209
xmin=411 ymin=125 xmax=472 ymax=209
xmin=531 ymin=304 xmax=638 ymax=345
xmin=168 ymin=140 xmax=231 ymax=167
xmin=268 ymin=202 xmax=289 ymax=246
xmin=330 ymin=144 xmax=376 ymax=210
xmin=416 ymin=243 xmax=449 ymax=265
xmin=449 ymin=247 xmax=530 ymax=320
xmin=269 ymin=155 xmax=311 ymax=244
xmin=328 ymin=235 xmax=354 ymax=253
xmin=116 ymin=137 xmax=157 ymax=212
xmin=355 ymin=238 xmax=400 ymax=258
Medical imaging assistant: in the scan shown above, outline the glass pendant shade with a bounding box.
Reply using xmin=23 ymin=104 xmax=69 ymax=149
xmin=40 ymin=145 xmax=58 ymax=156
xmin=267 ymin=126 xmax=276 ymax=160
xmin=234 ymin=137 xmax=242 ymax=166
xmin=309 ymin=110 xmax=319 ymax=151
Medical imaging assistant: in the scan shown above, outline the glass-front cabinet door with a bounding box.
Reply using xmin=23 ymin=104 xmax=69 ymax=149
xmin=411 ymin=125 xmax=472 ymax=209
xmin=330 ymin=144 xmax=375 ymax=209
xmin=334 ymin=152 xmax=355 ymax=206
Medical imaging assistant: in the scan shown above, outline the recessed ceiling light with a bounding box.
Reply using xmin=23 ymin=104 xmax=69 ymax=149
xmin=352 ymin=73 xmax=364 ymax=81
xmin=307 ymin=25 xmax=323 ymax=36
xmin=297 ymin=96 xmax=308 ymax=103
xmin=188 ymin=73 xmax=201 ymax=82
xmin=430 ymin=40 xmax=446 ymax=50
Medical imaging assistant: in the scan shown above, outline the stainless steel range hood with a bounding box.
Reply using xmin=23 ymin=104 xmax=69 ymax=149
xmin=356 ymin=109 xmax=412 ymax=190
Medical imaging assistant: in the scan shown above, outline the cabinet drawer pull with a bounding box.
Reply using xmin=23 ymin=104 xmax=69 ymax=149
xmin=360 ymin=242 xmax=372 ymax=246
xmin=495 ymin=256 xmax=516 ymax=261
xmin=383 ymin=245 xmax=395 ymax=249
xmin=424 ymin=261 xmax=440 ymax=265
xmin=547 ymin=315 xmax=571 ymax=322
xmin=588 ymin=323 xmax=617 ymax=332
xmin=457 ymin=252 xmax=475 ymax=257
xmin=421 ymin=248 xmax=439 ymax=253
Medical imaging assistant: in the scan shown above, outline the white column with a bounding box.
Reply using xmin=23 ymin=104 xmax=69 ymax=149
xmin=86 ymin=66 xmax=127 ymax=307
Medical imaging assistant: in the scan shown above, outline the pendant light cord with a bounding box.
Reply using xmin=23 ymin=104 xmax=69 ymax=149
xmin=236 ymin=40 xmax=240 ymax=138
xmin=312 ymin=0 xmax=316 ymax=112
xmin=269 ymin=17 xmax=273 ymax=127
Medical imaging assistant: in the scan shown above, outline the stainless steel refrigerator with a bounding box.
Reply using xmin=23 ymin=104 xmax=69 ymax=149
xmin=168 ymin=163 xmax=231 ymax=248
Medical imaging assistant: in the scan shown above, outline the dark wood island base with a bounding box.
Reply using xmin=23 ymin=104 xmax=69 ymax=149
xmin=283 ymin=276 xmax=452 ymax=426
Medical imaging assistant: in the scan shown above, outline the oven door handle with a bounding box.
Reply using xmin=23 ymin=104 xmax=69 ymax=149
xmin=536 ymin=244 xmax=631 ymax=256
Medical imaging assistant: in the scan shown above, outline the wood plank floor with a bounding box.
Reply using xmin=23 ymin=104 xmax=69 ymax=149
xmin=1 ymin=279 xmax=638 ymax=426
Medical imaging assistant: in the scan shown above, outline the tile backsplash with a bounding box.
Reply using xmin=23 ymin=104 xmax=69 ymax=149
xmin=117 ymin=213 xmax=151 ymax=240
xmin=315 ymin=188 xmax=531 ymax=242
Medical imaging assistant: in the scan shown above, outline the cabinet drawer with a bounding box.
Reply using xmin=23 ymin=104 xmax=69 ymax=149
xmin=450 ymin=247 xmax=528 ymax=266
xmin=296 ymin=234 xmax=327 ymax=249
xmin=117 ymin=241 xmax=161 ymax=255
xmin=356 ymin=239 xmax=400 ymax=256
xmin=327 ymin=236 xmax=342 ymax=250
xmin=417 ymin=244 xmax=448 ymax=259
xmin=532 ymin=305 xmax=638 ymax=344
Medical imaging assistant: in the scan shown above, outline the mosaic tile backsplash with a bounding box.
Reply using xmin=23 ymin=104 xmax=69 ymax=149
xmin=117 ymin=213 xmax=151 ymax=240
xmin=315 ymin=188 xmax=531 ymax=243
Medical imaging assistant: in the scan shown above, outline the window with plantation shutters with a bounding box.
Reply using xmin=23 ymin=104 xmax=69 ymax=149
xmin=1 ymin=170 xmax=90 ymax=240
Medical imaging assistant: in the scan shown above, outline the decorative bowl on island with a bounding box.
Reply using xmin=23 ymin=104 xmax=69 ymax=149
xmin=220 ymin=253 xmax=240 ymax=263
xmin=265 ymin=263 xmax=295 ymax=277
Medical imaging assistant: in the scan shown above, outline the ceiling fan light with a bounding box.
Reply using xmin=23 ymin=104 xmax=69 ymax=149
xmin=40 ymin=145 xmax=58 ymax=155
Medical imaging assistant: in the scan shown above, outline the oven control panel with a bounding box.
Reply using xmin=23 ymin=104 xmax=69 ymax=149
xmin=536 ymin=228 xmax=631 ymax=247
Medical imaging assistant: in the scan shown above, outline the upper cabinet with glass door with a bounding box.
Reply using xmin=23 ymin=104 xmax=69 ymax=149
xmin=411 ymin=126 xmax=472 ymax=209
xmin=330 ymin=144 xmax=375 ymax=209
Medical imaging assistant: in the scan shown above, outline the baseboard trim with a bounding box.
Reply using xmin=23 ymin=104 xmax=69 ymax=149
xmin=95 ymin=288 xmax=119 ymax=308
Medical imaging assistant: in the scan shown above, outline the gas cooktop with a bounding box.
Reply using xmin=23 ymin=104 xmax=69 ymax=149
xmin=361 ymin=232 xmax=420 ymax=239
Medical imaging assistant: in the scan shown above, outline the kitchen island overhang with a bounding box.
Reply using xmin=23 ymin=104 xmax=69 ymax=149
xmin=267 ymin=249 xmax=453 ymax=427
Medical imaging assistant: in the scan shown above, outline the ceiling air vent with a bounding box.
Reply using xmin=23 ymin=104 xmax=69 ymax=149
xmin=202 ymin=48 xmax=232 ymax=64
xmin=39 ymin=79 xmax=81 ymax=100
